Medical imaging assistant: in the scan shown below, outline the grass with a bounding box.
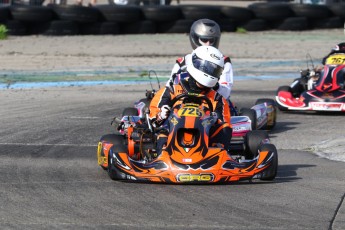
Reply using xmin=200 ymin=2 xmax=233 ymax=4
xmin=0 ymin=24 xmax=8 ymax=40
xmin=235 ymin=27 xmax=247 ymax=34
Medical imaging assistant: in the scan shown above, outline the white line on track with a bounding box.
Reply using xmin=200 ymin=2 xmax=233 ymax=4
xmin=69 ymin=116 xmax=100 ymax=119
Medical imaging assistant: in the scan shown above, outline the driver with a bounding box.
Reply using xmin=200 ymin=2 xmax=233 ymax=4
xmin=290 ymin=43 xmax=345 ymax=96
xmin=166 ymin=19 xmax=236 ymax=114
xmin=322 ymin=42 xmax=345 ymax=65
xmin=150 ymin=46 xmax=232 ymax=155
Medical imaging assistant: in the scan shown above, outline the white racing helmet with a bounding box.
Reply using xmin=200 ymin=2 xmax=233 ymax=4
xmin=186 ymin=46 xmax=224 ymax=88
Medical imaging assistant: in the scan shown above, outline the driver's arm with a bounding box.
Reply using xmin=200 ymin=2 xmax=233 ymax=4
xmin=214 ymin=95 xmax=231 ymax=125
xmin=216 ymin=58 xmax=233 ymax=99
xmin=149 ymin=87 xmax=173 ymax=120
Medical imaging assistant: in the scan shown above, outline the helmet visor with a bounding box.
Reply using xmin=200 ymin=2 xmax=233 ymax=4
xmin=192 ymin=55 xmax=223 ymax=78
xmin=199 ymin=37 xmax=215 ymax=46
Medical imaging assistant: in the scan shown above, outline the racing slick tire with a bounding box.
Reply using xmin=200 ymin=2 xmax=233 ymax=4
xmin=276 ymin=86 xmax=291 ymax=111
xmin=122 ymin=107 xmax=139 ymax=117
xmin=139 ymin=98 xmax=150 ymax=107
xmin=220 ymin=6 xmax=253 ymax=22
xmin=137 ymin=98 xmax=151 ymax=117
xmin=248 ymin=2 xmax=293 ymax=21
xmin=100 ymin=134 xmax=126 ymax=145
xmin=259 ymin=143 xmax=278 ymax=181
xmin=100 ymin=134 xmax=126 ymax=170
xmin=239 ymin=108 xmax=257 ymax=130
xmin=0 ymin=7 xmax=10 ymax=22
xmin=244 ymin=130 xmax=269 ymax=159
xmin=141 ymin=5 xmax=182 ymax=22
xmin=108 ymin=144 xmax=128 ymax=180
xmin=255 ymin=98 xmax=277 ymax=130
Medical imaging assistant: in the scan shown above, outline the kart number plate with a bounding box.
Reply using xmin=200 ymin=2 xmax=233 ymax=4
xmin=325 ymin=54 xmax=345 ymax=65
xmin=178 ymin=106 xmax=204 ymax=117
xmin=311 ymin=102 xmax=343 ymax=111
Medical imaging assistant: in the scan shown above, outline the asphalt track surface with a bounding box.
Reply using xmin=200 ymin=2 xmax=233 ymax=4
xmin=0 ymin=79 xmax=344 ymax=230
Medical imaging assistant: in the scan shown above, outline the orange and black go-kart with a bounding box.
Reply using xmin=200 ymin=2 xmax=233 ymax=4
xmin=276 ymin=55 xmax=345 ymax=112
xmin=118 ymin=72 xmax=277 ymax=161
xmin=97 ymin=93 xmax=278 ymax=183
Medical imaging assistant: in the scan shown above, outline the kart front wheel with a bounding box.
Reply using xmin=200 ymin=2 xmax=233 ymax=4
xmin=99 ymin=134 xmax=126 ymax=170
xmin=100 ymin=134 xmax=125 ymax=145
xmin=259 ymin=143 xmax=278 ymax=181
xmin=108 ymin=156 xmax=120 ymax=180
xmin=108 ymin=144 xmax=128 ymax=180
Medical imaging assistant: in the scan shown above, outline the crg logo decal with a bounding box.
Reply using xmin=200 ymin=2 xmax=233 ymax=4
xmin=177 ymin=173 xmax=214 ymax=182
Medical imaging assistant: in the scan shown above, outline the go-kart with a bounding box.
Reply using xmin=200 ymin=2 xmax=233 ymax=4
xmin=276 ymin=64 xmax=345 ymax=112
xmin=117 ymin=72 xmax=277 ymax=163
xmin=98 ymin=93 xmax=278 ymax=183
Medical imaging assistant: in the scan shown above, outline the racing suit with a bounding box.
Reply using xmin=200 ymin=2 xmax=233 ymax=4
xmin=151 ymin=75 xmax=232 ymax=155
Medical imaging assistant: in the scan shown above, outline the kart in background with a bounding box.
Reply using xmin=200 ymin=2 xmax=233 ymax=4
xmin=98 ymin=93 xmax=278 ymax=183
xmin=276 ymin=64 xmax=345 ymax=112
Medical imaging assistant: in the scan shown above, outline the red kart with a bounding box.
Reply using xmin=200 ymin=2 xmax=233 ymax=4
xmin=276 ymin=64 xmax=345 ymax=112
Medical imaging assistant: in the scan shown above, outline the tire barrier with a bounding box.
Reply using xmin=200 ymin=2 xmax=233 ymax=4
xmin=0 ymin=3 xmax=344 ymax=36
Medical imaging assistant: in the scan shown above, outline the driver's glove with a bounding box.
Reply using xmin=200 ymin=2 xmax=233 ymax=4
xmin=157 ymin=105 xmax=171 ymax=122
xmin=211 ymin=112 xmax=218 ymax=123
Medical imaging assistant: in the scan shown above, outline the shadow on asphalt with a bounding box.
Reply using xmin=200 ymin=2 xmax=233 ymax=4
xmin=274 ymin=164 xmax=316 ymax=183
xmin=269 ymin=121 xmax=300 ymax=137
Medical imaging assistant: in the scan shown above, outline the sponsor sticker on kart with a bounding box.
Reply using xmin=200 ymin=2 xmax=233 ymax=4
xmin=311 ymin=102 xmax=343 ymax=111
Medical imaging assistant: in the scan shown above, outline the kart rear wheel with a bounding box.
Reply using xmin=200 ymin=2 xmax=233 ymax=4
xmin=255 ymin=98 xmax=277 ymax=130
xmin=259 ymin=143 xmax=278 ymax=181
xmin=276 ymin=86 xmax=291 ymax=111
xmin=122 ymin=107 xmax=139 ymax=116
xmin=244 ymin=130 xmax=269 ymax=159
xmin=239 ymin=108 xmax=257 ymax=130
xmin=138 ymin=98 xmax=151 ymax=116
xmin=139 ymin=98 xmax=151 ymax=107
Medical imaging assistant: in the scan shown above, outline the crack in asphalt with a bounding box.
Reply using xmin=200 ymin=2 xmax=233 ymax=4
xmin=329 ymin=192 xmax=345 ymax=230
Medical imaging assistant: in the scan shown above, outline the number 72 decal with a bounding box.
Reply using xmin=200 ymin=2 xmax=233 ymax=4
xmin=178 ymin=106 xmax=204 ymax=117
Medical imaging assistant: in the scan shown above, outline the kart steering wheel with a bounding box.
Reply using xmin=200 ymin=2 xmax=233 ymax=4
xmin=169 ymin=93 xmax=214 ymax=112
